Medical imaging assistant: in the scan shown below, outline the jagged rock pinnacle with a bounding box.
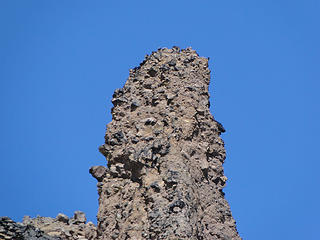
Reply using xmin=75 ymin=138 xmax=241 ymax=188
xmin=91 ymin=47 xmax=241 ymax=239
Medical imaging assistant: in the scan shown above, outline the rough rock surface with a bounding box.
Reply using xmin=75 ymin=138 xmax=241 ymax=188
xmin=21 ymin=211 xmax=97 ymax=240
xmin=0 ymin=217 xmax=60 ymax=240
xmin=0 ymin=212 xmax=96 ymax=240
xmin=92 ymin=47 xmax=241 ymax=239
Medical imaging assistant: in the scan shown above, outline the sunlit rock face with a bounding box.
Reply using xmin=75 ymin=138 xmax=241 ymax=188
xmin=92 ymin=47 xmax=241 ymax=240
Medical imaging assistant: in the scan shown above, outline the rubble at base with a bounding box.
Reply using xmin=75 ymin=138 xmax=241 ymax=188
xmin=0 ymin=217 xmax=60 ymax=240
xmin=0 ymin=211 xmax=96 ymax=240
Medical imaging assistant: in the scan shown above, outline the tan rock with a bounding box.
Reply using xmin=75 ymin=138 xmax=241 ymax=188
xmin=94 ymin=47 xmax=241 ymax=239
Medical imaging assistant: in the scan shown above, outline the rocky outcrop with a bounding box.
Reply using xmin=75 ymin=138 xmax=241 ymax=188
xmin=0 ymin=217 xmax=60 ymax=240
xmin=1 ymin=47 xmax=240 ymax=240
xmin=91 ymin=47 xmax=241 ymax=239
xmin=0 ymin=212 xmax=96 ymax=240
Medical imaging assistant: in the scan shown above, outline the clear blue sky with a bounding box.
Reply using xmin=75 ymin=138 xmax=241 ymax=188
xmin=1 ymin=1 xmax=319 ymax=239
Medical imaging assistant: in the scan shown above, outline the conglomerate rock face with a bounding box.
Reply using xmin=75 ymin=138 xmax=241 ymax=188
xmin=91 ymin=47 xmax=241 ymax=239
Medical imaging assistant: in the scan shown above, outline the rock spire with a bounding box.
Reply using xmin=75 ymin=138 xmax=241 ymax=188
xmin=91 ymin=47 xmax=241 ymax=239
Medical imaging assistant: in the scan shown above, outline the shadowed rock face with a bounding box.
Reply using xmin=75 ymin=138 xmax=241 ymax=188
xmin=92 ymin=47 xmax=241 ymax=239
xmin=0 ymin=217 xmax=61 ymax=240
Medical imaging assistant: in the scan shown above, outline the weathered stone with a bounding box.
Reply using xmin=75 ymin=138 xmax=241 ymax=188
xmin=93 ymin=47 xmax=241 ymax=239
xmin=1 ymin=213 xmax=97 ymax=240
xmin=0 ymin=217 xmax=61 ymax=240
xmin=89 ymin=166 xmax=107 ymax=182
xmin=73 ymin=211 xmax=86 ymax=224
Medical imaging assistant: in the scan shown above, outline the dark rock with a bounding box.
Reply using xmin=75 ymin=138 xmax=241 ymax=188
xmin=89 ymin=165 xmax=107 ymax=182
xmin=114 ymin=131 xmax=125 ymax=142
xmin=167 ymin=59 xmax=176 ymax=66
xmin=160 ymin=64 xmax=169 ymax=72
xmin=112 ymin=88 xmax=124 ymax=98
xmin=131 ymin=101 xmax=140 ymax=111
xmin=216 ymin=120 xmax=226 ymax=133
xmin=150 ymin=182 xmax=161 ymax=192
xmin=131 ymin=137 xmax=139 ymax=144
xmin=147 ymin=68 xmax=157 ymax=77
xmin=111 ymin=96 xmax=127 ymax=107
